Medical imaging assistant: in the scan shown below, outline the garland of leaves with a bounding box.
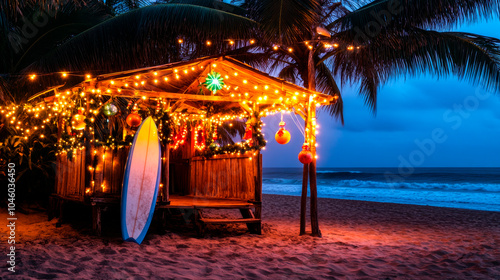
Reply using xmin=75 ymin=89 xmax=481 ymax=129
xmin=201 ymin=113 xmax=266 ymax=158
xmin=16 ymin=91 xmax=267 ymax=157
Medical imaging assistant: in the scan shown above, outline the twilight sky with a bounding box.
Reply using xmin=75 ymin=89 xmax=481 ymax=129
xmin=261 ymin=19 xmax=500 ymax=168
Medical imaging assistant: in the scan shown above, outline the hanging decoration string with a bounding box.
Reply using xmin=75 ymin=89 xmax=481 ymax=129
xmin=290 ymin=109 xmax=305 ymax=137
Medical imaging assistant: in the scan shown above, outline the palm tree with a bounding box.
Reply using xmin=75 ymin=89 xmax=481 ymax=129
xmin=233 ymin=0 xmax=500 ymax=236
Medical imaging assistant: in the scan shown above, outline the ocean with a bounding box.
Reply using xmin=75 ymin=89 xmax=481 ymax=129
xmin=262 ymin=168 xmax=500 ymax=212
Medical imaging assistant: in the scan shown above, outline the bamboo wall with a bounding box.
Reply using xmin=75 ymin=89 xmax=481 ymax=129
xmin=55 ymin=147 xmax=260 ymax=203
xmin=188 ymin=154 xmax=259 ymax=201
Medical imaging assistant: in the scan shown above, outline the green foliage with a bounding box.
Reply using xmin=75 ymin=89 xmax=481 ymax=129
xmin=0 ymin=124 xmax=57 ymax=206
xmin=202 ymin=114 xmax=266 ymax=158
xmin=25 ymin=3 xmax=258 ymax=75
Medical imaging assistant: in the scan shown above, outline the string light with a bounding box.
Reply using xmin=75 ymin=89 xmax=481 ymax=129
xmin=4 ymin=56 xmax=336 ymax=159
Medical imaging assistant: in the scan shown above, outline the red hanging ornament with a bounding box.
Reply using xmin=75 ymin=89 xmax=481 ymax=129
xmin=243 ymin=125 xmax=253 ymax=140
xmin=298 ymin=143 xmax=313 ymax=164
xmin=275 ymin=121 xmax=291 ymax=145
xmin=243 ymin=119 xmax=253 ymax=140
xmin=194 ymin=124 xmax=206 ymax=151
xmin=172 ymin=125 xmax=188 ymax=150
xmin=126 ymin=112 xmax=142 ymax=127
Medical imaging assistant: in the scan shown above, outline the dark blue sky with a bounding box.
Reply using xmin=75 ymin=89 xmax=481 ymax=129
xmin=262 ymin=19 xmax=500 ymax=168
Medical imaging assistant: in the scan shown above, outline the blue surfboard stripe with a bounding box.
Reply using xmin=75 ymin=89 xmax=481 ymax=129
xmin=120 ymin=117 xmax=162 ymax=244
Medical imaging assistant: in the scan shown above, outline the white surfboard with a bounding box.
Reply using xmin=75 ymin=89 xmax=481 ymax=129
xmin=121 ymin=116 xmax=161 ymax=244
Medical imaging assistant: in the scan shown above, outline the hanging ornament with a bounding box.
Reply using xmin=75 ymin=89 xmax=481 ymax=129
xmin=194 ymin=124 xmax=206 ymax=151
xmin=203 ymin=71 xmax=224 ymax=94
xmin=72 ymin=113 xmax=86 ymax=131
xmin=298 ymin=143 xmax=313 ymax=164
xmin=77 ymin=107 xmax=85 ymax=115
xmin=209 ymin=124 xmax=220 ymax=148
xmin=103 ymin=103 xmax=118 ymax=116
xmin=275 ymin=121 xmax=291 ymax=144
xmin=243 ymin=120 xmax=253 ymax=140
xmin=172 ymin=125 xmax=188 ymax=150
xmin=126 ymin=112 xmax=142 ymax=127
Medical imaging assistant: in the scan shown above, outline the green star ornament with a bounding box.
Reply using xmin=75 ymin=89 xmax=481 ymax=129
xmin=204 ymin=71 xmax=224 ymax=94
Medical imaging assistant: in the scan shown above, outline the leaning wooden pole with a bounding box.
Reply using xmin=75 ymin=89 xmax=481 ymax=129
xmin=161 ymin=144 xmax=170 ymax=204
xmin=300 ymin=163 xmax=309 ymax=235
xmin=307 ymin=41 xmax=321 ymax=237
xmin=309 ymin=109 xmax=321 ymax=237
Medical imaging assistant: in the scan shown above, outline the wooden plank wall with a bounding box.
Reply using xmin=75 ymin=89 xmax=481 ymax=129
xmin=189 ymin=154 xmax=258 ymax=201
xmin=56 ymin=146 xmax=260 ymax=202
xmin=90 ymin=147 xmax=129 ymax=196
xmin=55 ymin=148 xmax=86 ymax=201
xmin=56 ymin=147 xmax=130 ymax=200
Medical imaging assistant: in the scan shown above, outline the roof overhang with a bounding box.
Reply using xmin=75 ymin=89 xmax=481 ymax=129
xmin=64 ymin=56 xmax=337 ymax=116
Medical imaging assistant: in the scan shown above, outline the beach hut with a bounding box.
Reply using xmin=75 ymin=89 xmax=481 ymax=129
xmin=47 ymin=56 xmax=336 ymax=235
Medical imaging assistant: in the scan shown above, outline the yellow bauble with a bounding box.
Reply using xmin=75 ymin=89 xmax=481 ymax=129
xmin=72 ymin=114 xmax=86 ymax=130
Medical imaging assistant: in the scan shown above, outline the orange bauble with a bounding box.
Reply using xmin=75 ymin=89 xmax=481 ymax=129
xmin=275 ymin=128 xmax=291 ymax=144
xmin=126 ymin=113 xmax=142 ymax=127
xmin=275 ymin=121 xmax=291 ymax=145
xmin=298 ymin=143 xmax=313 ymax=164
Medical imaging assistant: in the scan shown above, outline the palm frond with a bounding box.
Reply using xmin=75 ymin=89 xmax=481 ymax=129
xmin=24 ymin=4 xmax=258 ymax=74
xmin=0 ymin=0 xmax=90 ymax=21
xmin=278 ymin=64 xmax=298 ymax=84
xmin=247 ymin=0 xmax=320 ymax=45
xmin=334 ymin=0 xmax=500 ymax=32
xmin=0 ymin=76 xmax=14 ymax=103
xmin=330 ymin=28 xmax=500 ymax=111
xmin=9 ymin=1 xmax=111 ymax=72
xmin=217 ymin=120 xmax=246 ymax=145
xmin=104 ymin=0 xmax=151 ymax=15
xmin=228 ymin=48 xmax=276 ymax=70
xmin=315 ymin=61 xmax=343 ymax=123
xmin=167 ymin=0 xmax=248 ymax=16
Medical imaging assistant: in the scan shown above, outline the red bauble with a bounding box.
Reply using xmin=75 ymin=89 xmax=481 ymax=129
xmin=126 ymin=113 xmax=142 ymax=127
xmin=275 ymin=121 xmax=290 ymax=144
xmin=298 ymin=143 xmax=313 ymax=164
xmin=243 ymin=126 xmax=253 ymax=140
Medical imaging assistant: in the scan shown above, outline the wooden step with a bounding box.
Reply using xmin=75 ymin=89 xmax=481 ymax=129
xmin=194 ymin=204 xmax=255 ymax=209
xmin=200 ymin=218 xmax=261 ymax=224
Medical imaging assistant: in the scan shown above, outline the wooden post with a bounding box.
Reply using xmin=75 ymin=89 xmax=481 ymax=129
xmin=307 ymin=40 xmax=321 ymax=237
xmin=161 ymin=144 xmax=170 ymax=204
xmin=254 ymin=153 xmax=263 ymax=234
xmin=309 ymin=108 xmax=321 ymax=237
xmin=84 ymin=99 xmax=92 ymax=199
xmin=300 ymin=163 xmax=308 ymax=235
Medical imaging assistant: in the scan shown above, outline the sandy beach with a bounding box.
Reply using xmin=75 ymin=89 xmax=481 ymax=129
xmin=1 ymin=194 xmax=500 ymax=279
